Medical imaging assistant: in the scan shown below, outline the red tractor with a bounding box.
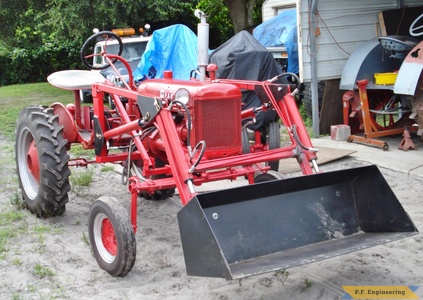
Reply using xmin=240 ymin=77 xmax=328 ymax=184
xmin=15 ymin=11 xmax=417 ymax=279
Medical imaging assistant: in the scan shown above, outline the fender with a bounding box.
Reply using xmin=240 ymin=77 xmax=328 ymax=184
xmin=339 ymin=37 xmax=403 ymax=90
xmin=50 ymin=102 xmax=78 ymax=142
xmin=394 ymin=40 xmax=423 ymax=95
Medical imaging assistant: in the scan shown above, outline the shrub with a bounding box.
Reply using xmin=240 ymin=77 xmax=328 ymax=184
xmin=0 ymin=40 xmax=84 ymax=86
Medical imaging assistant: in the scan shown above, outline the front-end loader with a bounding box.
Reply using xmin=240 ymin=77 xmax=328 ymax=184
xmin=14 ymin=10 xmax=418 ymax=279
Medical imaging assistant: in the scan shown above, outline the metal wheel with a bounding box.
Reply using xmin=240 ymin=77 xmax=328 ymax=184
xmin=15 ymin=106 xmax=71 ymax=217
xmin=88 ymin=196 xmax=136 ymax=277
xmin=409 ymin=14 xmax=423 ymax=37
xmin=254 ymin=170 xmax=285 ymax=183
xmin=382 ymin=143 xmax=389 ymax=151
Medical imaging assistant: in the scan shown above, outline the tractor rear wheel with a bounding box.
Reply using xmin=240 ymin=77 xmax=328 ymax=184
xmin=301 ymin=81 xmax=325 ymax=119
xmin=15 ymin=106 xmax=71 ymax=217
xmin=88 ymin=196 xmax=136 ymax=277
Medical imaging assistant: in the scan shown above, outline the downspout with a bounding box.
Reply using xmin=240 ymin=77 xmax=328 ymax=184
xmin=310 ymin=0 xmax=319 ymax=137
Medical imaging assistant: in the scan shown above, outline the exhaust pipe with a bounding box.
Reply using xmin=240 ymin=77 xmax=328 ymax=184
xmin=195 ymin=9 xmax=209 ymax=82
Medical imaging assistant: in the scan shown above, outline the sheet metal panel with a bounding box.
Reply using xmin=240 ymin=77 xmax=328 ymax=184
xmin=394 ymin=40 xmax=423 ymax=95
xmin=298 ymin=0 xmax=422 ymax=81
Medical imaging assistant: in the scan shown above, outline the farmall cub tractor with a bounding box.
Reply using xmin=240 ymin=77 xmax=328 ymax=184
xmin=15 ymin=11 xmax=417 ymax=279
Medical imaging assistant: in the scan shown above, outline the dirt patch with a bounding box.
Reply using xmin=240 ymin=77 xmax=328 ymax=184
xmin=1 ymin=136 xmax=422 ymax=299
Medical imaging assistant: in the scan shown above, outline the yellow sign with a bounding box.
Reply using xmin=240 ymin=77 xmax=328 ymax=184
xmin=342 ymin=286 xmax=419 ymax=299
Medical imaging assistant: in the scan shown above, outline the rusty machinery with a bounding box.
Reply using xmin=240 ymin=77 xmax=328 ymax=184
xmin=341 ymin=24 xmax=423 ymax=150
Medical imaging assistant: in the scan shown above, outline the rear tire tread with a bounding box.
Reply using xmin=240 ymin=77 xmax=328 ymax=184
xmin=15 ymin=106 xmax=71 ymax=217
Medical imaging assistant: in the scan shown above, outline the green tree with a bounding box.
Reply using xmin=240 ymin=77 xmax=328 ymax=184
xmin=225 ymin=0 xmax=256 ymax=33
xmin=0 ymin=0 xmax=266 ymax=85
xmin=197 ymin=0 xmax=264 ymax=47
xmin=45 ymin=0 xmax=199 ymax=43
xmin=196 ymin=0 xmax=233 ymax=48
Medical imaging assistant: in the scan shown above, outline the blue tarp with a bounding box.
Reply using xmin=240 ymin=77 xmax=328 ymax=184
xmin=133 ymin=24 xmax=198 ymax=81
xmin=253 ymin=9 xmax=299 ymax=74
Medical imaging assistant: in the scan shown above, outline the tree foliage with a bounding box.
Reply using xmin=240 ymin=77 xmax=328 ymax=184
xmin=0 ymin=0 xmax=264 ymax=85
xmin=196 ymin=0 xmax=233 ymax=48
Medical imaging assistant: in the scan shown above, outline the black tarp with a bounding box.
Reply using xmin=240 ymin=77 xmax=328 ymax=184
xmin=209 ymin=31 xmax=284 ymax=131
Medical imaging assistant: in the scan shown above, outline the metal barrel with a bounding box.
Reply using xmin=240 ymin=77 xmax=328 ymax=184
xmin=177 ymin=165 xmax=418 ymax=280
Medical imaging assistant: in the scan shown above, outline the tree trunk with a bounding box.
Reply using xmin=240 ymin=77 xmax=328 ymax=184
xmin=224 ymin=0 xmax=257 ymax=33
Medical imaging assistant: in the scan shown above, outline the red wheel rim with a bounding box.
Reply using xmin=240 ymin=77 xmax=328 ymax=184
xmin=27 ymin=140 xmax=40 ymax=183
xmin=101 ymin=218 xmax=117 ymax=256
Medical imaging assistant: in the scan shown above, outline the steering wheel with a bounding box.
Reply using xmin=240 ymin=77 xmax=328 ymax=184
xmin=269 ymin=72 xmax=302 ymax=91
xmin=410 ymin=13 xmax=423 ymax=37
xmin=80 ymin=31 xmax=123 ymax=70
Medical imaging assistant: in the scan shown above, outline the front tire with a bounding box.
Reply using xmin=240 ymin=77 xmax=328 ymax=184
xmin=241 ymin=127 xmax=251 ymax=154
xmin=254 ymin=170 xmax=285 ymax=183
xmin=15 ymin=106 xmax=71 ymax=217
xmin=88 ymin=196 xmax=136 ymax=277
xmin=265 ymin=121 xmax=281 ymax=171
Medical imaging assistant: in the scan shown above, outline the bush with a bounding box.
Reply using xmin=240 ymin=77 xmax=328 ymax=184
xmin=0 ymin=40 xmax=84 ymax=86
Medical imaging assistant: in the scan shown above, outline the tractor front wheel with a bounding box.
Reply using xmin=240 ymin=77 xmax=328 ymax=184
xmin=265 ymin=121 xmax=281 ymax=171
xmin=15 ymin=106 xmax=71 ymax=217
xmin=254 ymin=170 xmax=285 ymax=183
xmin=88 ymin=196 xmax=136 ymax=277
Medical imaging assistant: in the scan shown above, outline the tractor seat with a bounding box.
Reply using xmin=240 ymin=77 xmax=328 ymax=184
xmin=378 ymin=35 xmax=419 ymax=59
xmin=47 ymin=70 xmax=106 ymax=91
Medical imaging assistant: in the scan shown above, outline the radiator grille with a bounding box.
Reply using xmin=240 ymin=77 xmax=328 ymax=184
xmin=192 ymin=97 xmax=241 ymax=158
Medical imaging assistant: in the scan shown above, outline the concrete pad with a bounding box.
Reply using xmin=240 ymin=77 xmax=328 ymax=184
xmin=311 ymin=134 xmax=423 ymax=177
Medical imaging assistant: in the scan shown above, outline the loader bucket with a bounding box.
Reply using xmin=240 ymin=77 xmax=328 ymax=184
xmin=177 ymin=165 xmax=418 ymax=280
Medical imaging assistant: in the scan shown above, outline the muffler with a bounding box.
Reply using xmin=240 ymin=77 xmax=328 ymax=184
xmin=177 ymin=165 xmax=418 ymax=280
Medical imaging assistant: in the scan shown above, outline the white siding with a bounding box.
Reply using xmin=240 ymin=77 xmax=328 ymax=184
xmin=262 ymin=0 xmax=297 ymax=21
xmin=264 ymin=0 xmax=423 ymax=82
xmin=299 ymin=0 xmax=423 ymax=81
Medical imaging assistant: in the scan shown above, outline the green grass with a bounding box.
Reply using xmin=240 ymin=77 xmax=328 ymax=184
xmin=274 ymin=269 xmax=290 ymax=285
xmin=0 ymin=82 xmax=73 ymax=140
xmin=70 ymin=169 xmax=94 ymax=186
xmin=298 ymin=104 xmax=313 ymax=136
xmin=69 ymin=144 xmax=95 ymax=160
xmin=33 ymin=264 xmax=55 ymax=278
xmin=100 ymin=164 xmax=115 ymax=172
xmin=302 ymin=278 xmax=314 ymax=291
xmin=0 ymin=207 xmax=26 ymax=255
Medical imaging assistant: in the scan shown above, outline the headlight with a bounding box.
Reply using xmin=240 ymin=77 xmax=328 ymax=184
xmin=175 ymin=88 xmax=190 ymax=104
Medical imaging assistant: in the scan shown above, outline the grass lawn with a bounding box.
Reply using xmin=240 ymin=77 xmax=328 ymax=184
xmin=0 ymin=82 xmax=74 ymax=140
